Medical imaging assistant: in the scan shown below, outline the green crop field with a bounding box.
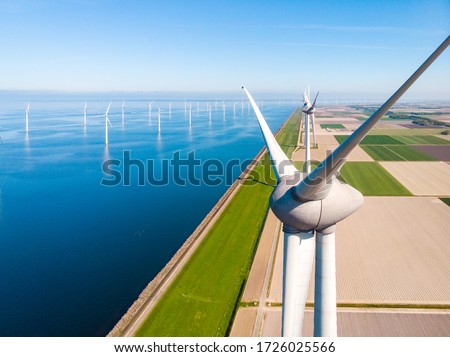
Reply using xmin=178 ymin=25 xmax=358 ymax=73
xmin=320 ymin=123 xmax=345 ymax=129
xmin=334 ymin=135 xmax=404 ymax=145
xmin=384 ymin=145 xmax=437 ymax=161
xmin=276 ymin=109 xmax=301 ymax=158
xmin=134 ymin=109 xmax=299 ymax=336
xmin=334 ymin=135 xmax=348 ymax=144
xmin=391 ymin=135 xmax=450 ymax=145
xmin=369 ymin=128 xmax=444 ymax=136
xmin=361 ymin=145 xmax=437 ymax=161
xmin=360 ymin=146 xmax=403 ymax=161
xmin=440 ymin=198 xmax=450 ymax=206
xmin=339 ymin=162 xmax=412 ymax=196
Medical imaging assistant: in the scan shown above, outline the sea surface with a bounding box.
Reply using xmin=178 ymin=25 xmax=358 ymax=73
xmin=0 ymin=94 xmax=295 ymax=336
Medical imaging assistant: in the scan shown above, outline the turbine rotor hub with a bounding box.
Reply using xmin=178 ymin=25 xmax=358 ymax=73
xmin=270 ymin=175 xmax=363 ymax=232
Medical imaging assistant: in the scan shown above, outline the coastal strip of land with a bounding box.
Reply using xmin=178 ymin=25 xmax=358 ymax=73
xmin=108 ymin=108 xmax=300 ymax=337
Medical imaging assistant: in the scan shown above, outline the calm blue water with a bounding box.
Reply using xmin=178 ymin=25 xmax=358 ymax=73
xmin=0 ymin=95 xmax=295 ymax=336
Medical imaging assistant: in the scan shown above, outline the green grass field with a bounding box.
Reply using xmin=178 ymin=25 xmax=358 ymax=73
xmin=277 ymin=109 xmax=301 ymax=158
xmin=391 ymin=135 xmax=450 ymax=145
xmin=440 ymin=198 xmax=450 ymax=207
xmin=134 ymin=110 xmax=299 ymax=336
xmin=361 ymin=145 xmax=437 ymax=161
xmin=339 ymin=162 xmax=412 ymax=196
xmin=334 ymin=133 xmax=444 ymax=161
xmin=320 ymin=123 xmax=345 ymax=129
xmin=334 ymin=135 xmax=404 ymax=145
xmin=369 ymin=128 xmax=445 ymax=136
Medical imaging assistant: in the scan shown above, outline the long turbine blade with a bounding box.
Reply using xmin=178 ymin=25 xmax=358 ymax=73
xmin=242 ymin=87 xmax=298 ymax=180
xmin=311 ymin=91 xmax=319 ymax=109
xmin=302 ymin=91 xmax=308 ymax=103
xmin=105 ymin=101 xmax=112 ymax=116
xmin=295 ymin=35 xmax=450 ymax=201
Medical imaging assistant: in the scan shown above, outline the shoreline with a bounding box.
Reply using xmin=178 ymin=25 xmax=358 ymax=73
xmin=107 ymin=110 xmax=296 ymax=337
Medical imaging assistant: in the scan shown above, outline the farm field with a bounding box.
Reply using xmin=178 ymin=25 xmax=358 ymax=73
xmin=361 ymin=145 xmax=437 ymax=161
xmin=392 ymin=135 xmax=450 ymax=145
xmin=320 ymin=123 xmax=345 ymax=129
xmin=335 ymin=135 xmax=403 ymax=145
xmin=339 ymin=162 xmax=412 ymax=196
xmin=333 ymin=134 xmax=450 ymax=161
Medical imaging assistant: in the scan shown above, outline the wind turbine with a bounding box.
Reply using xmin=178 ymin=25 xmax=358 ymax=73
xmin=243 ymin=35 xmax=449 ymax=337
xmin=122 ymin=100 xmax=125 ymax=126
xmin=83 ymin=101 xmax=87 ymax=127
xmin=302 ymin=90 xmax=318 ymax=152
xmin=104 ymin=102 xmax=112 ymax=146
xmin=25 ymin=102 xmax=30 ymax=133
xmin=189 ymin=103 xmax=192 ymax=127
xmin=157 ymin=107 xmax=161 ymax=134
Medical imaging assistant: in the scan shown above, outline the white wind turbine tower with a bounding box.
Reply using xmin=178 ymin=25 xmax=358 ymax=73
xmin=243 ymin=35 xmax=449 ymax=337
xmin=302 ymin=90 xmax=318 ymax=152
xmin=83 ymin=101 xmax=87 ymax=127
xmin=104 ymin=102 xmax=112 ymax=146
xmin=189 ymin=103 xmax=192 ymax=127
xmin=157 ymin=107 xmax=161 ymax=133
xmin=222 ymin=102 xmax=226 ymax=120
xmin=122 ymin=101 xmax=125 ymax=126
xmin=25 ymin=102 xmax=30 ymax=133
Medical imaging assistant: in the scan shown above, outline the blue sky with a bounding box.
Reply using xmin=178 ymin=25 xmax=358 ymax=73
xmin=0 ymin=0 xmax=449 ymax=99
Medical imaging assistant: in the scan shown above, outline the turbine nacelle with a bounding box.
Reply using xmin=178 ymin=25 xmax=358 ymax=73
xmin=270 ymin=175 xmax=363 ymax=232
xmin=302 ymin=91 xmax=319 ymax=114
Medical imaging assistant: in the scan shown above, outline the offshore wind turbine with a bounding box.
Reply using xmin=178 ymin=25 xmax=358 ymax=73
xmin=104 ymin=102 xmax=112 ymax=146
xmin=25 ymin=102 xmax=30 ymax=133
xmin=157 ymin=107 xmax=161 ymax=133
xmin=189 ymin=103 xmax=192 ymax=127
xmin=122 ymin=100 xmax=125 ymax=126
xmin=83 ymin=101 xmax=87 ymax=127
xmin=243 ymin=35 xmax=449 ymax=337
xmin=302 ymin=91 xmax=318 ymax=150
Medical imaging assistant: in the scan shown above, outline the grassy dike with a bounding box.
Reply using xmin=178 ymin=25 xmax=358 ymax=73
xmin=134 ymin=109 xmax=300 ymax=336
